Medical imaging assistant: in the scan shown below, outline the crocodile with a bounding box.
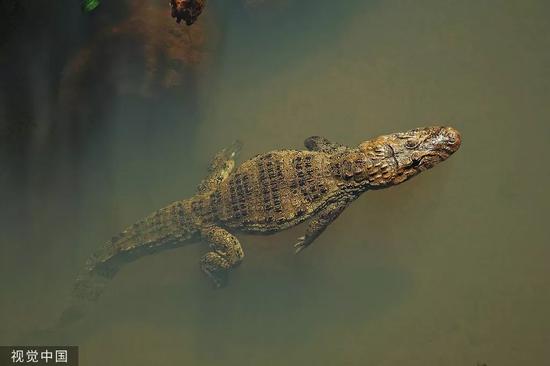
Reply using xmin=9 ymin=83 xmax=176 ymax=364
xmin=71 ymin=126 xmax=461 ymax=306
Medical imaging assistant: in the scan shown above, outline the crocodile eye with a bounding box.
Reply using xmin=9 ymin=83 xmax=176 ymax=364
xmin=405 ymin=139 xmax=419 ymax=149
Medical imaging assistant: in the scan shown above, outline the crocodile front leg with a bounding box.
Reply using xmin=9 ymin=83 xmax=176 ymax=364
xmin=197 ymin=140 xmax=242 ymax=194
xmin=200 ymin=225 xmax=244 ymax=287
xmin=294 ymin=200 xmax=351 ymax=253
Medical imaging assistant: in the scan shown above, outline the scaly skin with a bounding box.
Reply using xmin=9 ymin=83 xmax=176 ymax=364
xmin=73 ymin=126 xmax=461 ymax=299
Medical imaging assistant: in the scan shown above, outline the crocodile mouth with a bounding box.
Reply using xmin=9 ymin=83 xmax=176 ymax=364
xmin=411 ymin=151 xmax=450 ymax=171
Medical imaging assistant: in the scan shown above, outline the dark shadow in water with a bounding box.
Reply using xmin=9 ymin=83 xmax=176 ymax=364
xmin=0 ymin=3 xmax=201 ymax=220
xmin=1 ymin=0 xmax=203 ymax=344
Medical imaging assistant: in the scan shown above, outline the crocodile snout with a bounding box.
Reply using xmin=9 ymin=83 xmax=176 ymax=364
xmin=442 ymin=127 xmax=461 ymax=152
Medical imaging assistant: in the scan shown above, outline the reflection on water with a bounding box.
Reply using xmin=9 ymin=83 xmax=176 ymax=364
xmin=1 ymin=0 xmax=549 ymax=365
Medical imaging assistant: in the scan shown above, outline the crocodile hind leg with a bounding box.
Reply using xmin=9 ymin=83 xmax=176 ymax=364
xmin=197 ymin=140 xmax=242 ymax=193
xmin=294 ymin=200 xmax=351 ymax=253
xmin=200 ymin=226 xmax=244 ymax=287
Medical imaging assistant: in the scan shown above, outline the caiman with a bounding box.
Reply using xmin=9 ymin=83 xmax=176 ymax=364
xmin=71 ymin=126 xmax=461 ymax=307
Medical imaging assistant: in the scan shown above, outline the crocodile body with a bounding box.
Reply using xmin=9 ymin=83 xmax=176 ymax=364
xmin=72 ymin=126 xmax=461 ymax=302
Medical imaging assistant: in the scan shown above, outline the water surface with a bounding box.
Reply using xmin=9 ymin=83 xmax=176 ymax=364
xmin=1 ymin=0 xmax=549 ymax=365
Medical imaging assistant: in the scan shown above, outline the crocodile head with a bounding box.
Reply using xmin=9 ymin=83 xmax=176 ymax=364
xmin=358 ymin=126 xmax=461 ymax=188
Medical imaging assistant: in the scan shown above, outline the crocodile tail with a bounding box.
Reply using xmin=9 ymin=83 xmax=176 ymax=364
xmin=58 ymin=200 xmax=197 ymax=327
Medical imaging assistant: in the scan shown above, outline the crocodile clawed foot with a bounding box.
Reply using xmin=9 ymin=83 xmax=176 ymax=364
xmin=294 ymin=236 xmax=307 ymax=254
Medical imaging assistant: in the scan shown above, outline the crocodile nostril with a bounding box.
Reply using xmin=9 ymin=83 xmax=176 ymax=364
xmin=444 ymin=127 xmax=461 ymax=150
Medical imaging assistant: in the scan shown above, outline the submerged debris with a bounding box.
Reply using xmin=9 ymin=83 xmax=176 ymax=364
xmin=170 ymin=0 xmax=205 ymax=25
xmin=81 ymin=0 xmax=100 ymax=12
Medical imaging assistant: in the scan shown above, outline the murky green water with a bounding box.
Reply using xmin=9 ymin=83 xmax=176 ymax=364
xmin=1 ymin=0 xmax=549 ymax=365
